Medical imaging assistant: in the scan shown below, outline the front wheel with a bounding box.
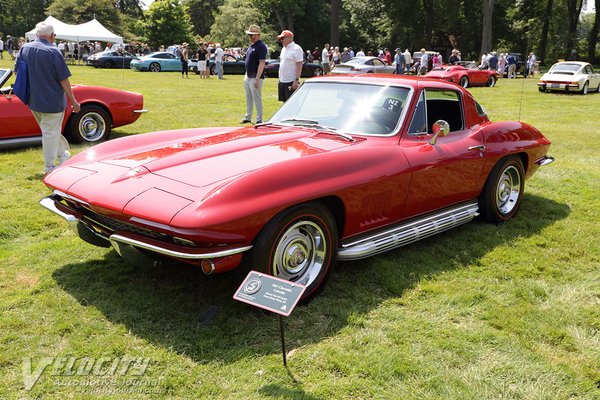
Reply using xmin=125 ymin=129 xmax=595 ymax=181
xmin=486 ymin=75 xmax=496 ymax=87
xmin=65 ymin=105 xmax=112 ymax=144
xmin=244 ymin=202 xmax=338 ymax=301
xmin=149 ymin=62 xmax=161 ymax=72
xmin=459 ymin=76 xmax=469 ymax=88
xmin=104 ymin=60 xmax=114 ymax=68
xmin=313 ymin=67 xmax=323 ymax=76
xmin=211 ymin=65 xmax=217 ymax=75
xmin=479 ymin=156 xmax=525 ymax=223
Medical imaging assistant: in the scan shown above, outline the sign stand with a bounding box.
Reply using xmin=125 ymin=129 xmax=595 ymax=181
xmin=233 ymin=270 xmax=307 ymax=367
xmin=279 ymin=315 xmax=287 ymax=366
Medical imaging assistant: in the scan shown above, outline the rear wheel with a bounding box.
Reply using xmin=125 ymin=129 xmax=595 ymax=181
xmin=104 ymin=60 xmax=114 ymax=68
xmin=211 ymin=65 xmax=217 ymax=75
xmin=66 ymin=104 xmax=112 ymax=144
xmin=244 ymin=202 xmax=337 ymax=302
xmin=581 ymin=81 xmax=589 ymax=95
xmin=486 ymin=75 xmax=496 ymax=87
xmin=479 ymin=156 xmax=525 ymax=223
xmin=459 ymin=76 xmax=469 ymax=88
xmin=313 ymin=67 xmax=323 ymax=76
xmin=149 ymin=62 xmax=161 ymax=72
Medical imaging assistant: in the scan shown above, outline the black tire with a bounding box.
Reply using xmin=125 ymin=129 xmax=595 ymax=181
xmin=581 ymin=81 xmax=588 ymax=95
xmin=479 ymin=156 xmax=525 ymax=224
xmin=211 ymin=65 xmax=217 ymax=75
xmin=65 ymin=104 xmax=112 ymax=144
xmin=244 ymin=202 xmax=337 ymax=301
xmin=104 ymin=60 xmax=114 ymax=68
xmin=313 ymin=67 xmax=323 ymax=76
xmin=459 ymin=76 xmax=469 ymax=88
xmin=486 ymin=75 xmax=496 ymax=87
xmin=149 ymin=62 xmax=161 ymax=72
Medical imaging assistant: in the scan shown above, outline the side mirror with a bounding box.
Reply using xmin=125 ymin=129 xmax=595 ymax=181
xmin=429 ymin=120 xmax=450 ymax=145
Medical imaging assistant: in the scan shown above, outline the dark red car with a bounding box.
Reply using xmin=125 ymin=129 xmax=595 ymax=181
xmin=40 ymin=75 xmax=553 ymax=301
xmin=426 ymin=62 xmax=499 ymax=88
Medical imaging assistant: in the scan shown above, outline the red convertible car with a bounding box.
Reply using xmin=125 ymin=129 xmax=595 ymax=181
xmin=0 ymin=68 xmax=146 ymax=148
xmin=426 ymin=62 xmax=499 ymax=88
xmin=40 ymin=75 xmax=554 ymax=301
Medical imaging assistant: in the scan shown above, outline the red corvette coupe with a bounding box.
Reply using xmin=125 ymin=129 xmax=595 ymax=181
xmin=40 ymin=75 xmax=553 ymax=301
xmin=0 ymin=68 xmax=146 ymax=148
xmin=426 ymin=62 xmax=499 ymax=88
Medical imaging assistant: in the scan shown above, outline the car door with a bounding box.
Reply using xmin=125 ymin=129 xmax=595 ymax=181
xmin=585 ymin=64 xmax=600 ymax=89
xmin=0 ymin=93 xmax=41 ymax=139
xmin=399 ymin=88 xmax=486 ymax=219
xmin=468 ymin=64 xmax=488 ymax=85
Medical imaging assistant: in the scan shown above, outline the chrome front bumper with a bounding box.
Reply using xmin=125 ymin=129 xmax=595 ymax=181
xmin=39 ymin=194 xmax=252 ymax=260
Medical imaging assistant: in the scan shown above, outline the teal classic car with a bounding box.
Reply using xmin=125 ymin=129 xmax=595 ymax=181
xmin=130 ymin=52 xmax=182 ymax=72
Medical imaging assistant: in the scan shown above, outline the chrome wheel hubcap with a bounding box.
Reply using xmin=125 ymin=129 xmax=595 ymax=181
xmin=78 ymin=112 xmax=106 ymax=141
xmin=496 ymin=165 xmax=521 ymax=215
xmin=272 ymin=221 xmax=326 ymax=287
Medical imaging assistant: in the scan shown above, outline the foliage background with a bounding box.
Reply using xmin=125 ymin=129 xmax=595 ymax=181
xmin=0 ymin=0 xmax=598 ymax=64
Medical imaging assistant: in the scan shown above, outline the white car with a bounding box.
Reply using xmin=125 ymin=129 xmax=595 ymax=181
xmin=538 ymin=61 xmax=600 ymax=94
xmin=331 ymin=56 xmax=396 ymax=75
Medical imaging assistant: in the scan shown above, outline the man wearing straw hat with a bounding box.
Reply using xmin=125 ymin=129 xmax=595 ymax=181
xmin=241 ymin=24 xmax=267 ymax=124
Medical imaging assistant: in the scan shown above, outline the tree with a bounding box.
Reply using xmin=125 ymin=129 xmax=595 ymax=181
xmin=209 ymin=0 xmax=274 ymax=48
xmin=481 ymin=0 xmax=494 ymax=53
xmin=47 ymin=0 xmax=122 ymax=34
xmin=564 ymin=0 xmax=584 ymax=58
xmin=0 ymin=0 xmax=50 ymax=38
xmin=330 ymin=0 xmax=340 ymax=46
xmin=186 ymin=0 xmax=223 ymax=36
xmin=587 ymin=1 xmax=599 ymax=62
xmin=143 ymin=0 xmax=193 ymax=48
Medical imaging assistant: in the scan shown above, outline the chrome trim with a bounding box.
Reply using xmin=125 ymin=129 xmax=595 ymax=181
xmin=133 ymin=109 xmax=149 ymax=113
xmin=535 ymin=156 xmax=555 ymax=166
xmin=109 ymin=234 xmax=252 ymax=260
xmin=39 ymin=196 xmax=79 ymax=229
xmin=0 ymin=136 xmax=42 ymax=149
xmin=337 ymin=202 xmax=479 ymax=261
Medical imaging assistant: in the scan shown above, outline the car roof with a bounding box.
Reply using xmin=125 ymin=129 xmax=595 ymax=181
xmin=553 ymin=61 xmax=589 ymax=67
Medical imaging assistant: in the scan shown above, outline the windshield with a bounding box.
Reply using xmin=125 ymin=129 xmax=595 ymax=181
xmin=269 ymin=81 xmax=411 ymax=136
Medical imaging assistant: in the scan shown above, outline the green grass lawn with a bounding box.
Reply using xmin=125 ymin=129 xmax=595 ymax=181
xmin=1 ymin=59 xmax=599 ymax=399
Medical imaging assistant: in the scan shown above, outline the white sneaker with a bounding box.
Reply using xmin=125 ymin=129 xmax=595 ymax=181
xmin=58 ymin=150 xmax=71 ymax=165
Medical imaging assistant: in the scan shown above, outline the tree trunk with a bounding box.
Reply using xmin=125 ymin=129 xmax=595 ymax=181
xmin=422 ymin=0 xmax=434 ymax=46
xmin=538 ymin=0 xmax=553 ymax=64
xmin=587 ymin=0 xmax=600 ymax=63
xmin=330 ymin=0 xmax=341 ymax=46
xmin=480 ymin=0 xmax=494 ymax=53
xmin=564 ymin=0 xmax=584 ymax=59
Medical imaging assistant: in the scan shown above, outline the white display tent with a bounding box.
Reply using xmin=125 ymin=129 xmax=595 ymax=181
xmin=25 ymin=15 xmax=123 ymax=44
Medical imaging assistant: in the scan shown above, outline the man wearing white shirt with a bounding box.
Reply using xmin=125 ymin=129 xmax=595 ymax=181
xmin=277 ymin=30 xmax=304 ymax=102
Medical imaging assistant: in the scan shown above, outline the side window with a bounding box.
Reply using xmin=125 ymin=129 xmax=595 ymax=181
xmin=408 ymin=91 xmax=427 ymax=134
xmin=424 ymin=89 xmax=463 ymax=133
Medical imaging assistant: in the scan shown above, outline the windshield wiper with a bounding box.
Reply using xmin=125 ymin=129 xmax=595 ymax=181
xmin=279 ymin=119 xmax=354 ymax=142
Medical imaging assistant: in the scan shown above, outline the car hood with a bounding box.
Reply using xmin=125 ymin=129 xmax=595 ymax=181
xmin=44 ymin=125 xmax=356 ymax=218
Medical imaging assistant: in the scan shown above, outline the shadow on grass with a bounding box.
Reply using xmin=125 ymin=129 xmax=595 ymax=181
xmin=52 ymin=193 xmax=569 ymax=367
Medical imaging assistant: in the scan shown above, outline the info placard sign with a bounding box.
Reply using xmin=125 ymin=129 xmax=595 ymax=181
xmin=233 ymin=271 xmax=306 ymax=316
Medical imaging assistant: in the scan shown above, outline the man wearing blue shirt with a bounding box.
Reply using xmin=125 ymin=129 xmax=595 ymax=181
xmin=242 ymin=24 xmax=267 ymax=124
xmin=16 ymin=21 xmax=80 ymax=174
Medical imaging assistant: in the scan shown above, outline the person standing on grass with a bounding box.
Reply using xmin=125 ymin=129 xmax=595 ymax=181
xmin=214 ymin=43 xmax=224 ymax=79
xmin=0 ymin=35 xmax=4 ymax=60
xmin=196 ymin=43 xmax=209 ymax=79
xmin=276 ymin=30 xmax=303 ymax=103
xmin=241 ymin=24 xmax=267 ymax=124
xmin=180 ymin=42 xmax=189 ymax=78
xmin=15 ymin=21 xmax=80 ymax=174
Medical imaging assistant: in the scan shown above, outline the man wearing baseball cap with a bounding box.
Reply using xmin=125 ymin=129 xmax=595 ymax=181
xmin=242 ymin=24 xmax=267 ymax=124
xmin=276 ymin=30 xmax=303 ymax=102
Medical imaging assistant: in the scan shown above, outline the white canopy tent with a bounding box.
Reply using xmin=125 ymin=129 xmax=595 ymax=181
xmin=25 ymin=15 xmax=123 ymax=44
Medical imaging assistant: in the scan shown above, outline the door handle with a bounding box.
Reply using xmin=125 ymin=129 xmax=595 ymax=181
xmin=468 ymin=145 xmax=486 ymax=151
